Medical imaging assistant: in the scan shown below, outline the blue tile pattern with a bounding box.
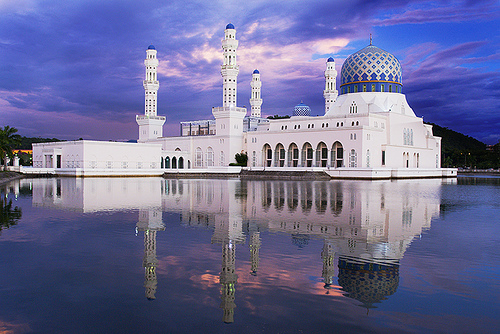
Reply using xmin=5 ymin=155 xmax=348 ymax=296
xmin=340 ymin=45 xmax=402 ymax=95
xmin=294 ymin=103 xmax=311 ymax=116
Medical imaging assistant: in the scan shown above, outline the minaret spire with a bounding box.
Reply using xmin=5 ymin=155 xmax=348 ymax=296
xmin=136 ymin=45 xmax=166 ymax=142
xmin=370 ymin=33 xmax=372 ymax=45
xmin=323 ymin=57 xmax=338 ymax=114
xmin=221 ymin=23 xmax=239 ymax=108
xmin=144 ymin=45 xmax=159 ymax=116
xmin=249 ymin=69 xmax=262 ymax=117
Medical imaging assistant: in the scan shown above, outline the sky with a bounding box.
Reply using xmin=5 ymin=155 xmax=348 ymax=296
xmin=0 ymin=0 xmax=499 ymax=144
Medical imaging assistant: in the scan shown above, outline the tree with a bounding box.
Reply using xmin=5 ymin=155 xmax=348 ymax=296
xmin=0 ymin=126 xmax=22 ymax=170
xmin=234 ymin=152 xmax=248 ymax=166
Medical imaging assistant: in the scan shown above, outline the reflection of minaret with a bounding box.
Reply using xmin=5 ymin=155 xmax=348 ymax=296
xmin=136 ymin=209 xmax=165 ymax=300
xmin=249 ymin=231 xmax=261 ymax=276
xmin=220 ymin=241 xmax=237 ymax=323
xmin=211 ymin=181 xmax=245 ymax=323
xmin=321 ymin=239 xmax=336 ymax=292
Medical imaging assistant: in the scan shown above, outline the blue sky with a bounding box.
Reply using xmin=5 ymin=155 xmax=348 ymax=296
xmin=0 ymin=0 xmax=499 ymax=144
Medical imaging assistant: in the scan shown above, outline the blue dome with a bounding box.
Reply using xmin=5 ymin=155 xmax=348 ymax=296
xmin=253 ymin=69 xmax=259 ymax=74
xmin=294 ymin=102 xmax=311 ymax=116
xmin=327 ymin=57 xmax=335 ymax=62
xmin=340 ymin=44 xmax=403 ymax=95
xmin=226 ymin=23 xmax=235 ymax=29
xmin=147 ymin=45 xmax=156 ymax=50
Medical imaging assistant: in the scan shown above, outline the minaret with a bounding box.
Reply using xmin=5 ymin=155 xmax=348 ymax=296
xmin=212 ymin=24 xmax=246 ymax=164
xmin=144 ymin=45 xmax=159 ymax=117
xmin=136 ymin=45 xmax=166 ymax=142
xmin=249 ymin=69 xmax=262 ymax=117
xmin=221 ymin=23 xmax=239 ymax=108
xmin=220 ymin=241 xmax=237 ymax=323
xmin=323 ymin=57 xmax=338 ymax=114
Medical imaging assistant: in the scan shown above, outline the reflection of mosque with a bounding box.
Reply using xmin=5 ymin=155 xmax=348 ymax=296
xmin=170 ymin=179 xmax=441 ymax=315
xmin=26 ymin=177 xmax=445 ymax=319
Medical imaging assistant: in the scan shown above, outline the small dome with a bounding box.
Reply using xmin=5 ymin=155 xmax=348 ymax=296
xmin=327 ymin=57 xmax=335 ymax=62
xmin=147 ymin=45 xmax=156 ymax=50
xmin=225 ymin=23 xmax=235 ymax=30
xmin=340 ymin=44 xmax=402 ymax=95
xmin=294 ymin=102 xmax=311 ymax=116
xmin=253 ymin=69 xmax=260 ymax=74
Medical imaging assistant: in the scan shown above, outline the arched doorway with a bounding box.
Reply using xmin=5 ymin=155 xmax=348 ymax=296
xmin=275 ymin=143 xmax=285 ymax=167
xmin=179 ymin=157 xmax=184 ymax=169
xmin=288 ymin=143 xmax=299 ymax=167
xmin=172 ymin=156 xmax=177 ymax=169
xmin=302 ymin=142 xmax=313 ymax=167
xmin=263 ymin=144 xmax=272 ymax=167
xmin=331 ymin=142 xmax=343 ymax=167
xmin=316 ymin=142 xmax=328 ymax=167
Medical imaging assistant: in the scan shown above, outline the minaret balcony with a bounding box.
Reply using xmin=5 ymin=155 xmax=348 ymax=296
xmin=136 ymin=115 xmax=165 ymax=121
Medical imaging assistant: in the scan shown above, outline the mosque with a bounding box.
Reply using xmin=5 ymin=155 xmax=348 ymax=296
xmin=29 ymin=23 xmax=456 ymax=179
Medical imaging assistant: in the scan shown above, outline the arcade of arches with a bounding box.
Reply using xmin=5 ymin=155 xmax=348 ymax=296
xmin=261 ymin=142 xmax=345 ymax=168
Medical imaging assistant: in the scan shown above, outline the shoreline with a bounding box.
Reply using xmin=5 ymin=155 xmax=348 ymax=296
xmin=0 ymin=171 xmax=25 ymax=186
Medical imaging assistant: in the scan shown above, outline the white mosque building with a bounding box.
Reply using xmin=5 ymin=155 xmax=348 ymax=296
xmin=29 ymin=23 xmax=456 ymax=179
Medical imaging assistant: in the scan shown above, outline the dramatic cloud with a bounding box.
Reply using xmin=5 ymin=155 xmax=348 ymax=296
xmin=0 ymin=0 xmax=498 ymax=143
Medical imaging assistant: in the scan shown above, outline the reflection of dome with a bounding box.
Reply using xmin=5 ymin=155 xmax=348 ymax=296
xmin=337 ymin=257 xmax=399 ymax=309
xmin=226 ymin=23 xmax=235 ymax=29
xmin=340 ymin=44 xmax=402 ymax=95
xmin=148 ymin=45 xmax=156 ymax=50
xmin=293 ymin=102 xmax=311 ymax=116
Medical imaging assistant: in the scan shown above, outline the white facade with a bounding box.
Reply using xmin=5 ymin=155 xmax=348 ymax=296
xmin=30 ymin=140 xmax=163 ymax=176
xmin=28 ymin=23 xmax=456 ymax=179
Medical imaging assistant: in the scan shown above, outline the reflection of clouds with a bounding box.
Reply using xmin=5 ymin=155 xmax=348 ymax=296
xmin=0 ymin=320 xmax=31 ymax=333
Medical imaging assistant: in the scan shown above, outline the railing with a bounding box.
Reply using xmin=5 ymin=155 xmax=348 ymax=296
xmin=136 ymin=115 xmax=165 ymax=121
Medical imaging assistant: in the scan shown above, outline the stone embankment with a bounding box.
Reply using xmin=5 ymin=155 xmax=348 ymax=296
xmin=458 ymin=169 xmax=500 ymax=176
xmin=0 ymin=171 xmax=24 ymax=185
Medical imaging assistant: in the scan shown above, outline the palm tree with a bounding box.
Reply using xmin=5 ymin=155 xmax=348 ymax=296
xmin=0 ymin=126 xmax=22 ymax=171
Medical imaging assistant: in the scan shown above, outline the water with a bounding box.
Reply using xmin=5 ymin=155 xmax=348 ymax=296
xmin=0 ymin=177 xmax=499 ymax=333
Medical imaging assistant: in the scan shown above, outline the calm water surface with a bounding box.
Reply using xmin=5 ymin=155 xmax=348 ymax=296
xmin=0 ymin=176 xmax=499 ymax=333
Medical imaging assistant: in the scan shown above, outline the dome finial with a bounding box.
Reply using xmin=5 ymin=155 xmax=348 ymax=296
xmin=370 ymin=33 xmax=372 ymax=45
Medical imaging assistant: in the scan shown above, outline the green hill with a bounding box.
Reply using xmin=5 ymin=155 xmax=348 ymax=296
xmin=427 ymin=123 xmax=499 ymax=168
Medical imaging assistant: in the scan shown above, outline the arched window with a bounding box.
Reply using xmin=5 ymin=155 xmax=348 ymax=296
xmin=220 ymin=151 xmax=225 ymax=166
xmin=165 ymin=156 xmax=170 ymax=169
xmin=172 ymin=157 xmax=177 ymax=169
xmin=195 ymin=147 xmax=203 ymax=167
xmin=349 ymin=149 xmax=357 ymax=167
xmin=206 ymin=147 xmax=214 ymax=167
